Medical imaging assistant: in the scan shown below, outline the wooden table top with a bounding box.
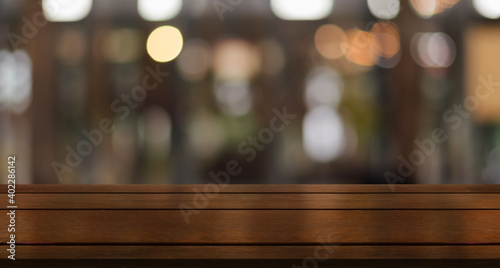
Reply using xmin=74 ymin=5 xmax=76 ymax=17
xmin=1 ymin=184 xmax=500 ymax=267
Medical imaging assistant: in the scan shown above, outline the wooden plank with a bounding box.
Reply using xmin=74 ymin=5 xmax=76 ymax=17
xmin=2 ymin=245 xmax=500 ymax=259
xmin=1 ymin=260 xmax=500 ymax=268
xmin=1 ymin=185 xmax=499 ymax=262
xmin=5 ymin=193 xmax=500 ymax=209
xmin=4 ymin=184 xmax=500 ymax=194
xmin=2 ymin=210 xmax=500 ymax=244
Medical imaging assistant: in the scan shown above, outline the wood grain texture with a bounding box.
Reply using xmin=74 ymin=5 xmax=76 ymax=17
xmin=1 ymin=260 xmax=499 ymax=268
xmin=1 ymin=184 xmax=499 ymax=262
xmin=4 ymin=193 xmax=500 ymax=209
xmin=2 ymin=210 xmax=500 ymax=244
xmin=2 ymin=245 xmax=500 ymax=259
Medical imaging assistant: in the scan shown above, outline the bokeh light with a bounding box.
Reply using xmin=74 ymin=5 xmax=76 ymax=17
xmin=370 ymin=21 xmax=401 ymax=68
xmin=214 ymin=80 xmax=253 ymax=116
xmin=0 ymin=50 xmax=32 ymax=114
xmin=411 ymin=32 xmax=456 ymax=68
xmin=370 ymin=21 xmax=400 ymax=58
xmin=367 ymin=0 xmax=400 ymax=20
xmin=270 ymin=0 xmax=334 ymax=20
xmin=146 ymin=26 xmax=183 ymax=63
xmin=409 ymin=0 xmax=460 ymax=18
xmin=305 ymin=67 xmax=343 ymax=109
xmin=341 ymin=28 xmax=379 ymax=67
xmin=303 ymin=106 xmax=345 ymax=163
xmin=314 ymin=24 xmax=345 ymax=60
xmin=473 ymin=0 xmax=500 ymax=19
xmin=139 ymin=106 xmax=172 ymax=155
xmin=42 ymin=0 xmax=93 ymax=22
xmin=410 ymin=0 xmax=439 ymax=18
xmin=213 ymin=39 xmax=260 ymax=80
xmin=188 ymin=111 xmax=226 ymax=159
xmin=138 ymin=0 xmax=182 ymax=21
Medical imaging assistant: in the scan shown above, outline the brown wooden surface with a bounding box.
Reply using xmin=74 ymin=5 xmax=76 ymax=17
xmin=2 ymin=245 xmax=500 ymax=259
xmin=0 ymin=184 xmax=499 ymax=263
xmin=7 ymin=193 xmax=500 ymax=209
xmin=1 ymin=260 xmax=499 ymax=268
xmin=2 ymin=210 xmax=500 ymax=244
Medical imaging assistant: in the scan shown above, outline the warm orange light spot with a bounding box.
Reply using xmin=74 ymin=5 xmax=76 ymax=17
xmin=314 ymin=24 xmax=345 ymax=60
xmin=370 ymin=21 xmax=400 ymax=59
xmin=341 ymin=29 xmax=378 ymax=67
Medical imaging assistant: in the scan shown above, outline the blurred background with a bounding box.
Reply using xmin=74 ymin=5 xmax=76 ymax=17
xmin=1 ymin=0 xmax=500 ymax=184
